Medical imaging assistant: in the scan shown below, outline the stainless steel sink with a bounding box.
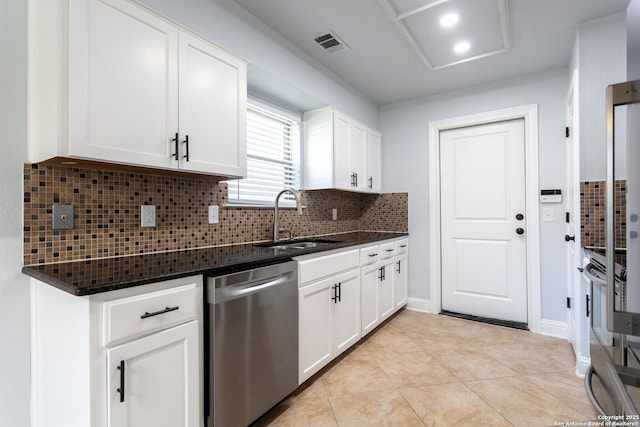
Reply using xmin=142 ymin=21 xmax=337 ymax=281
xmin=254 ymin=239 xmax=343 ymax=251
xmin=270 ymin=242 xmax=319 ymax=250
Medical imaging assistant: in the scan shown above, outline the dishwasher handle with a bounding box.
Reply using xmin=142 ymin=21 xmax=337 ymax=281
xmin=216 ymin=275 xmax=291 ymax=303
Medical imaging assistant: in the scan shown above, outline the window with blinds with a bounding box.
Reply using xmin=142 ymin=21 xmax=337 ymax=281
xmin=227 ymin=103 xmax=301 ymax=206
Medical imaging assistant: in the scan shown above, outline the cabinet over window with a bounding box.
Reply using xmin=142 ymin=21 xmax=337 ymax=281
xmin=303 ymin=107 xmax=382 ymax=193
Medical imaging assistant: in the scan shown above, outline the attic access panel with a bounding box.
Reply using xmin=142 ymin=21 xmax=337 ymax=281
xmin=380 ymin=0 xmax=511 ymax=70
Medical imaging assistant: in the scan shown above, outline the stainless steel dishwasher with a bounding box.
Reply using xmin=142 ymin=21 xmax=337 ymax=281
xmin=205 ymin=261 xmax=298 ymax=427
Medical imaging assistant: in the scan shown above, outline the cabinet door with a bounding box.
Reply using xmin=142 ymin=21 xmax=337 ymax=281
xmin=333 ymin=269 xmax=361 ymax=357
xmin=178 ymin=31 xmax=247 ymax=177
xmin=393 ymin=254 xmax=408 ymax=310
xmin=69 ymin=0 xmax=178 ymax=168
xmin=299 ymin=279 xmax=334 ymax=383
xmin=351 ymin=122 xmax=368 ymax=192
xmin=379 ymin=260 xmax=395 ymax=321
xmin=367 ymin=129 xmax=382 ymax=193
xmin=333 ymin=111 xmax=352 ymax=190
xmin=107 ymin=321 xmax=199 ymax=427
xmin=361 ymin=263 xmax=380 ymax=337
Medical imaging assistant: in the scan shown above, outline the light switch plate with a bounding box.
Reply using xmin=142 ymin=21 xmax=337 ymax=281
xmin=141 ymin=205 xmax=156 ymax=227
xmin=208 ymin=205 xmax=219 ymax=224
xmin=52 ymin=204 xmax=74 ymax=230
xmin=332 ymin=208 xmax=338 ymax=221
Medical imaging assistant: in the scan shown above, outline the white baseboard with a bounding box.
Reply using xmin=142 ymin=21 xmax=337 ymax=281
xmin=406 ymin=298 xmax=432 ymax=313
xmin=575 ymin=355 xmax=591 ymax=378
xmin=540 ymin=319 xmax=569 ymax=339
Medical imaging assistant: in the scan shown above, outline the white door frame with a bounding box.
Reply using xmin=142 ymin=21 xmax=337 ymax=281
xmin=428 ymin=104 xmax=541 ymax=333
xmin=565 ymin=69 xmax=590 ymax=374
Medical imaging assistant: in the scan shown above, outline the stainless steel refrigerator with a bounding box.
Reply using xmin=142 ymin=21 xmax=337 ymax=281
xmin=584 ymin=0 xmax=640 ymax=415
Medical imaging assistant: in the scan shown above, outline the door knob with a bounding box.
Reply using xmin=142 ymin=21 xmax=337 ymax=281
xmin=516 ymin=214 xmax=524 ymax=221
xmin=564 ymin=235 xmax=575 ymax=242
xmin=516 ymin=228 xmax=524 ymax=235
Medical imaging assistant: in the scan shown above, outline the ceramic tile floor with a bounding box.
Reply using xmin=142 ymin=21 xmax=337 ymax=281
xmin=253 ymin=310 xmax=599 ymax=427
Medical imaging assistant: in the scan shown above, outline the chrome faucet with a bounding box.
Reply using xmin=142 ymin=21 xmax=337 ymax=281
xmin=274 ymin=188 xmax=303 ymax=242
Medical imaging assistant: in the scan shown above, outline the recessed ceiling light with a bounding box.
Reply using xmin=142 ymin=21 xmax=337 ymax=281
xmin=440 ymin=13 xmax=459 ymax=28
xmin=453 ymin=41 xmax=470 ymax=54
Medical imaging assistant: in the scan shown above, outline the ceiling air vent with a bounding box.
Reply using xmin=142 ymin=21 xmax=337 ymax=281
xmin=313 ymin=30 xmax=350 ymax=54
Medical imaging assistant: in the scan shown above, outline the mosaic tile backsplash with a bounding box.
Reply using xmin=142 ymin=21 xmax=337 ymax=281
xmin=23 ymin=164 xmax=408 ymax=265
xmin=580 ymin=180 xmax=626 ymax=249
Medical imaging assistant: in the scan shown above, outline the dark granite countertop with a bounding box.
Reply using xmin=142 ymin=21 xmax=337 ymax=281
xmin=22 ymin=232 xmax=408 ymax=296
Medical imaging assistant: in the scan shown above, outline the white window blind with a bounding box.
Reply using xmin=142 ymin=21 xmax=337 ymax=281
xmin=227 ymin=103 xmax=301 ymax=206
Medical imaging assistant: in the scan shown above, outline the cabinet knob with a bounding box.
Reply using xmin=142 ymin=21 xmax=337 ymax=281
xmin=516 ymin=228 xmax=524 ymax=235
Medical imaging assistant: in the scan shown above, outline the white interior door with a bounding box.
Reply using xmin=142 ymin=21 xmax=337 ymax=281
xmin=440 ymin=119 xmax=528 ymax=323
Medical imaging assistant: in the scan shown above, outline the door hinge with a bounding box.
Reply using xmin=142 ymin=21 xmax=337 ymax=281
xmin=566 ymin=297 xmax=571 ymax=309
xmin=565 ymin=127 xmax=570 ymax=138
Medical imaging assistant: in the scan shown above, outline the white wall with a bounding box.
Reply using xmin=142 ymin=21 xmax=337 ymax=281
xmin=0 ymin=0 xmax=31 ymax=425
xmin=577 ymin=14 xmax=627 ymax=181
xmin=381 ymin=69 xmax=570 ymax=323
xmin=136 ymin=0 xmax=380 ymax=128
xmin=629 ymin=0 xmax=640 ymax=80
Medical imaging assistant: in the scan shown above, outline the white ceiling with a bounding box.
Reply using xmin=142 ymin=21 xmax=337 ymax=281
xmin=232 ymin=0 xmax=629 ymax=105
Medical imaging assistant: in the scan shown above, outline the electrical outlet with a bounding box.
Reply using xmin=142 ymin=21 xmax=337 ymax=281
xmin=208 ymin=205 xmax=219 ymax=224
xmin=141 ymin=205 xmax=156 ymax=227
xmin=332 ymin=208 xmax=338 ymax=221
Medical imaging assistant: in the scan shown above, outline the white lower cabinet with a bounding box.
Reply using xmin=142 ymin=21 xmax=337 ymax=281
xmin=379 ymin=259 xmax=395 ymax=321
xmin=299 ymin=267 xmax=360 ymax=383
xmin=31 ymin=275 xmax=203 ymax=427
xmin=297 ymin=238 xmax=409 ymax=383
xmin=332 ymin=270 xmax=362 ymax=355
xmin=360 ymin=238 xmax=409 ymax=337
xmin=107 ymin=321 xmax=199 ymax=427
xmin=360 ymin=263 xmax=380 ymax=336
xmin=361 ymin=259 xmax=395 ymax=337
xmin=394 ymin=253 xmax=408 ymax=310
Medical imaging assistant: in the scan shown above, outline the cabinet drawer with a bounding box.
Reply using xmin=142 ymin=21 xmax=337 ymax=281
xmin=298 ymin=249 xmax=359 ymax=286
xmin=395 ymin=239 xmax=409 ymax=255
xmin=103 ymin=282 xmax=199 ymax=346
xmin=379 ymin=241 xmax=396 ymax=259
xmin=360 ymin=245 xmax=380 ymax=266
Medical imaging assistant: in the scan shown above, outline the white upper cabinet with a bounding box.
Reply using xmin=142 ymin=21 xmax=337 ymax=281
xmin=31 ymin=0 xmax=247 ymax=178
xmin=68 ymin=0 xmax=179 ymax=170
xmin=332 ymin=111 xmax=352 ymax=189
xmin=366 ymin=129 xmax=382 ymax=193
xmin=177 ymin=31 xmax=246 ymax=176
xmin=303 ymin=107 xmax=381 ymax=193
xmin=350 ymin=121 xmax=368 ymax=192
